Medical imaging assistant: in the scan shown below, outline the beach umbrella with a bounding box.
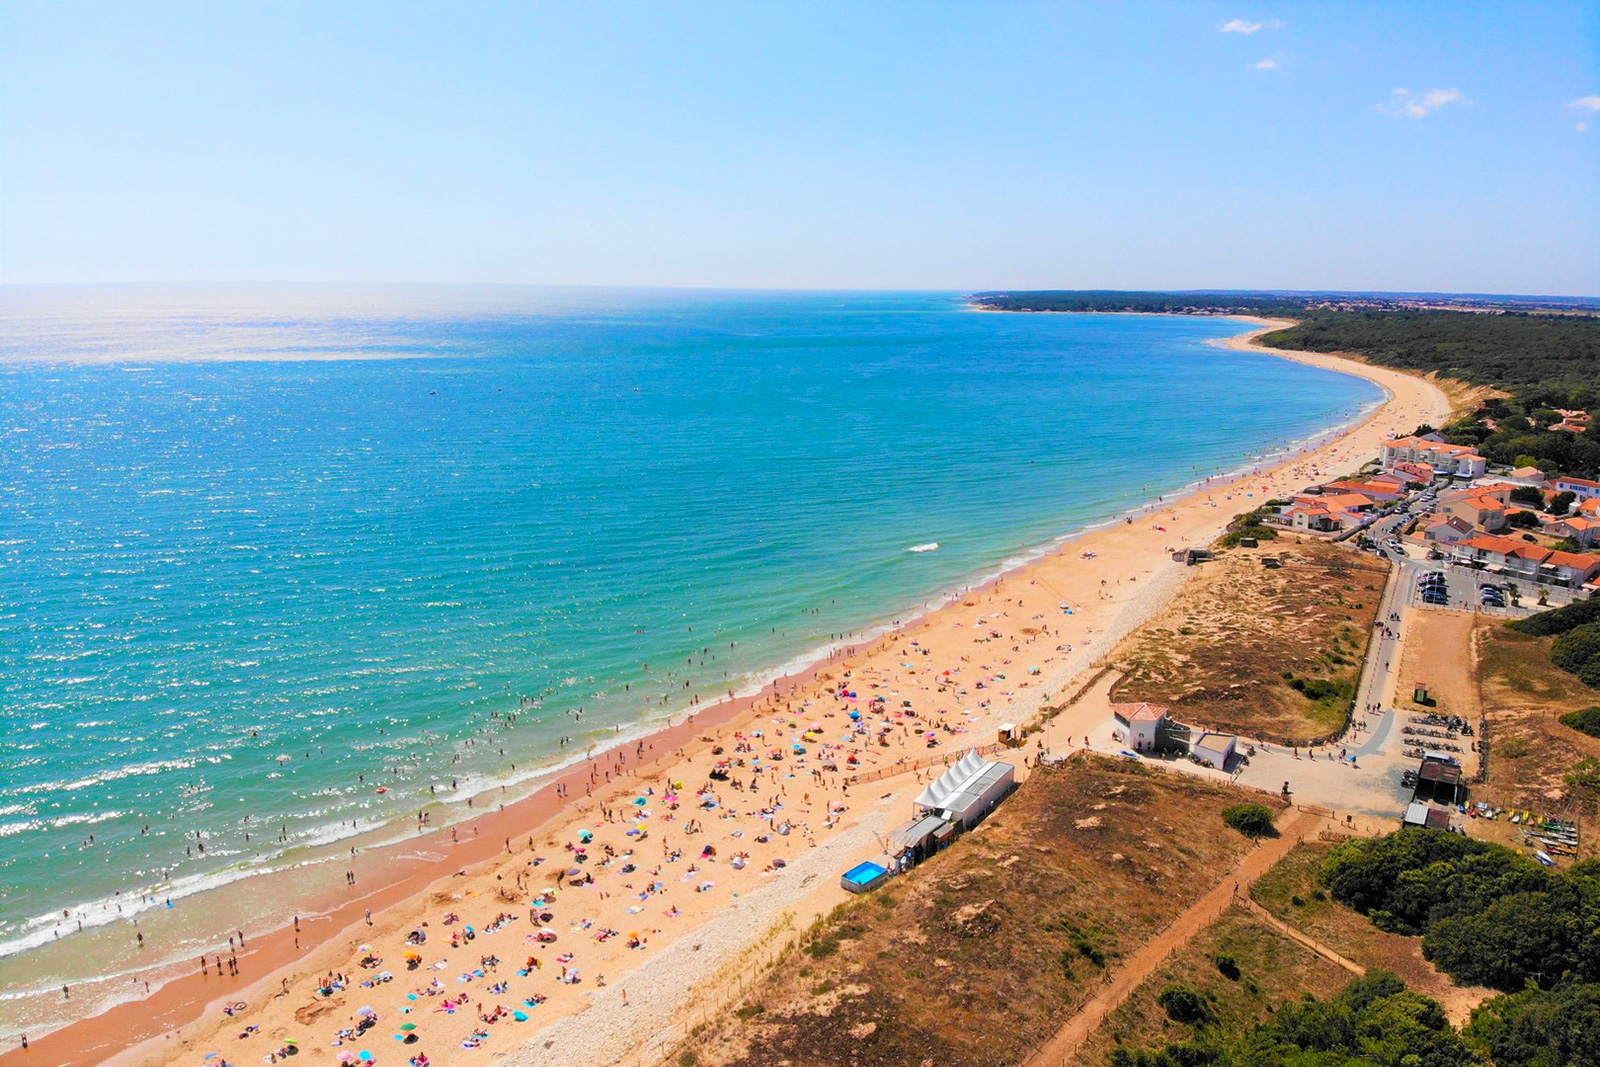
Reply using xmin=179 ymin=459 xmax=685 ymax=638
xmin=338 ymin=1054 xmax=358 ymax=1064
xmin=359 ymin=1053 xmax=374 ymax=1062
xmin=358 ymin=1005 xmax=376 ymax=1016
xmin=400 ymin=1024 xmax=416 ymax=1031
xmin=514 ymin=1010 xmax=529 ymax=1022
xmin=566 ymin=867 xmax=583 ymax=878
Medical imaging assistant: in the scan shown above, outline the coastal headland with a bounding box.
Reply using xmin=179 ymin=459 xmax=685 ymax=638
xmin=2 ymin=319 xmax=1452 ymax=1067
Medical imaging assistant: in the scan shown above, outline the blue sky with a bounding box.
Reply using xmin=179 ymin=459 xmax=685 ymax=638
xmin=2 ymin=1 xmax=1596 ymax=294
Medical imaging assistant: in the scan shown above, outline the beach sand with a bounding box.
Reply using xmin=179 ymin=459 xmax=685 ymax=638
xmin=2 ymin=320 xmax=1452 ymax=1067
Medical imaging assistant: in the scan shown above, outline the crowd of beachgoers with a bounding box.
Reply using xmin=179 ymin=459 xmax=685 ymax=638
xmin=4 ymin=323 xmax=1455 ymax=1067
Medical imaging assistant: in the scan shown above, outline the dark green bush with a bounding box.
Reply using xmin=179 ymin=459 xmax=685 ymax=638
xmin=1568 ymin=710 xmax=1600 ymax=742
xmin=1157 ymin=984 xmax=1213 ymax=1026
xmin=1221 ymin=803 xmax=1277 ymax=837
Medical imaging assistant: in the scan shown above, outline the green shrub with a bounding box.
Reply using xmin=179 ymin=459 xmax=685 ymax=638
xmin=1157 ymin=984 xmax=1213 ymax=1026
xmin=1559 ymin=706 xmax=1600 ymax=738
xmin=1213 ymin=953 xmax=1240 ymax=980
xmin=1221 ymin=803 xmax=1277 ymax=837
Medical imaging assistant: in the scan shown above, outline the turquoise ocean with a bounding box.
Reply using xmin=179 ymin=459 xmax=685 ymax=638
xmin=0 ymin=287 xmax=1383 ymax=993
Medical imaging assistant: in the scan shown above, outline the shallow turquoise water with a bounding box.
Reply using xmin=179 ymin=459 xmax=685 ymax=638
xmin=0 ymin=286 xmax=1382 ymax=954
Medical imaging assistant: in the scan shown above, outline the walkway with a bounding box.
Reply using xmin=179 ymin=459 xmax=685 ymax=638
xmin=1025 ymin=809 xmax=1321 ymax=1067
xmin=1237 ymin=897 xmax=1366 ymax=976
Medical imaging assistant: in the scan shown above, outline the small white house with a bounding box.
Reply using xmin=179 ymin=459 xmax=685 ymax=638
xmin=1191 ymin=731 xmax=1237 ymax=769
xmin=1110 ymin=702 xmax=1168 ymax=752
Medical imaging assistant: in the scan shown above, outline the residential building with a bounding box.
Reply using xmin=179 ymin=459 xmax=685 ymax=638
xmin=1437 ymin=487 xmax=1507 ymax=532
xmin=1554 ymin=476 xmax=1600 ymax=502
xmin=1286 ymin=503 xmax=1340 ymax=532
xmin=1393 ymin=461 xmax=1437 ymax=484
xmin=1380 ymin=436 xmax=1488 ymax=479
xmin=1454 ymin=535 xmax=1600 ymax=587
xmin=1422 ymin=516 xmax=1473 ymax=544
xmin=1545 ymin=515 xmax=1600 ymax=548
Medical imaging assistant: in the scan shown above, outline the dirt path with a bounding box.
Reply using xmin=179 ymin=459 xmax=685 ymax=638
xmin=1237 ymin=898 xmax=1365 ymax=976
xmin=1026 ymin=809 xmax=1322 ymax=1066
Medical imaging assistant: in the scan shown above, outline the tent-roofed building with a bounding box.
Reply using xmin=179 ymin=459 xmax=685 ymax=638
xmin=912 ymin=750 xmax=1016 ymax=830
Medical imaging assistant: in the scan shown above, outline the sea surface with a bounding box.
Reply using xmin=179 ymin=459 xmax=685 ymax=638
xmin=0 ymin=286 xmax=1382 ymax=989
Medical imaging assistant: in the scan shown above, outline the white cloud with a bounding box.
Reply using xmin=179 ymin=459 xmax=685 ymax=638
xmin=1252 ymin=58 xmax=1279 ymax=70
xmin=1567 ymin=95 xmax=1600 ymax=111
xmin=1579 ymin=120 xmax=1590 ymax=132
xmin=1379 ymin=87 xmax=1464 ymax=119
xmin=1220 ymin=19 xmax=1263 ymax=34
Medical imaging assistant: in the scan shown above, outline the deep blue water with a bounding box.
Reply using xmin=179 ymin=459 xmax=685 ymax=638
xmin=0 ymin=286 xmax=1383 ymax=954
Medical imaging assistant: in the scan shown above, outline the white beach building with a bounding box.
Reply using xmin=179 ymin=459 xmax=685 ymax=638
xmin=912 ymin=750 xmax=1016 ymax=830
xmin=1110 ymin=702 xmax=1169 ymax=752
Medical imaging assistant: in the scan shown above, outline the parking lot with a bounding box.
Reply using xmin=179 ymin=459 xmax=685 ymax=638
xmin=1402 ymin=559 xmax=1536 ymax=617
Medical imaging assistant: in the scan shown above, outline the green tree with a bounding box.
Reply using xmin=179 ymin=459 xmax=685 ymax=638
xmin=1466 ymin=983 xmax=1600 ymax=1067
xmin=1551 ymin=623 xmax=1600 ymax=675
xmin=1510 ymin=485 xmax=1545 ymax=507
xmin=1507 ymin=510 xmax=1543 ymax=529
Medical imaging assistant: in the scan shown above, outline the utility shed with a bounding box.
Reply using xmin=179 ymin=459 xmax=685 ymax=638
xmin=1191 ymin=731 xmax=1237 ymax=769
xmin=913 ymin=751 xmax=1016 ymax=831
xmin=1413 ymin=755 xmax=1464 ymax=805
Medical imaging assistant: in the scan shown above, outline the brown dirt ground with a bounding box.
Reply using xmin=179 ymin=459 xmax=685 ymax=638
xmin=672 ymin=757 xmax=1283 ymax=1067
xmin=1069 ymin=908 xmax=1353 ymax=1065
xmin=1110 ymin=538 xmax=1389 ymax=745
xmin=1392 ymin=608 xmax=1481 ymax=767
xmin=1247 ymin=841 xmax=1491 ymax=1025
xmin=1472 ymin=624 xmax=1600 ymax=861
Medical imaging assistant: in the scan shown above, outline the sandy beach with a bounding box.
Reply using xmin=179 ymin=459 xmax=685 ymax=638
xmin=2 ymin=319 xmax=1453 ymax=1067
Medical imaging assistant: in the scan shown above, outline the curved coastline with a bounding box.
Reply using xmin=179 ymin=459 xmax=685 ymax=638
xmin=0 ymin=318 xmax=1451 ymax=1066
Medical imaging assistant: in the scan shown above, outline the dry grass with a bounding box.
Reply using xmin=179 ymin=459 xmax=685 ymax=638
xmin=1472 ymin=624 xmax=1600 ymax=858
xmin=1070 ymin=908 xmax=1352 ymax=1065
xmin=1248 ymin=841 xmax=1490 ymax=1024
xmin=1111 ymin=539 xmax=1389 ymax=745
xmin=676 ymin=757 xmax=1281 ymax=1067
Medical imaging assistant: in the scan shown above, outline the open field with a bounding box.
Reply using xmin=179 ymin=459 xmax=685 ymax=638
xmin=1069 ymin=908 xmax=1352 ymax=1065
xmin=672 ymin=757 xmax=1282 ymax=1067
xmin=1474 ymin=624 xmax=1600 ymax=859
xmin=1110 ymin=538 xmax=1389 ymax=745
xmin=1248 ymin=841 xmax=1490 ymax=1024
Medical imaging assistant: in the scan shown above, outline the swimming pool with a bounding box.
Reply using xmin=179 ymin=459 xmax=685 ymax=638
xmin=841 ymin=861 xmax=890 ymax=893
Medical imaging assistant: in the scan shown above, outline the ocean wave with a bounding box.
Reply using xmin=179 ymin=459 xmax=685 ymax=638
xmin=1 ymin=755 xmax=232 ymax=798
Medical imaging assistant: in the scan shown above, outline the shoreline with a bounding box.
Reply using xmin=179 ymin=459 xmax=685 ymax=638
xmin=2 ymin=318 xmax=1450 ymax=1066
xmin=0 ymin=321 xmax=1355 ymax=966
